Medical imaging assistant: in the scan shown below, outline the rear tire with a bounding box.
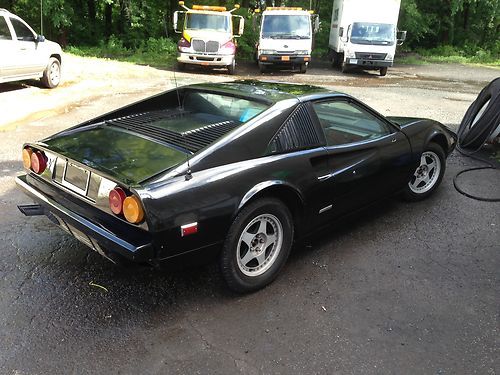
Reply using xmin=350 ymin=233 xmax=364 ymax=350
xmin=41 ymin=57 xmax=61 ymax=89
xmin=402 ymin=142 xmax=446 ymax=201
xmin=219 ymin=198 xmax=294 ymax=293
xmin=379 ymin=67 xmax=388 ymax=76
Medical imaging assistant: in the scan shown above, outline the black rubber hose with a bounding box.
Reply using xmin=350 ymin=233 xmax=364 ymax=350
xmin=457 ymin=77 xmax=500 ymax=150
xmin=453 ymin=77 xmax=500 ymax=202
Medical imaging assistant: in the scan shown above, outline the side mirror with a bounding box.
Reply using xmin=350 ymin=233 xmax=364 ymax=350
xmin=339 ymin=27 xmax=344 ymax=37
xmin=313 ymin=16 xmax=320 ymax=34
xmin=233 ymin=15 xmax=244 ymax=37
xmin=396 ymin=30 xmax=407 ymax=45
xmin=36 ymin=34 xmax=45 ymax=43
xmin=173 ymin=11 xmax=184 ymax=33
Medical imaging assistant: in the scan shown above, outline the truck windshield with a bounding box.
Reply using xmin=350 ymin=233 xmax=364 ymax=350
xmin=262 ymin=15 xmax=311 ymax=39
xmin=350 ymin=22 xmax=395 ymax=45
xmin=186 ymin=13 xmax=230 ymax=32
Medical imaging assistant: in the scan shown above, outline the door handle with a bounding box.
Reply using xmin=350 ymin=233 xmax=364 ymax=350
xmin=317 ymin=173 xmax=333 ymax=182
xmin=391 ymin=138 xmax=397 ymax=143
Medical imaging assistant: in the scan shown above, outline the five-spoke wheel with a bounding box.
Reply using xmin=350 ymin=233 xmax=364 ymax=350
xmin=220 ymin=198 xmax=293 ymax=293
xmin=403 ymin=142 xmax=446 ymax=201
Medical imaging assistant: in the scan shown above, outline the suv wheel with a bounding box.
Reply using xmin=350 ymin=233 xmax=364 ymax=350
xmin=41 ymin=57 xmax=61 ymax=89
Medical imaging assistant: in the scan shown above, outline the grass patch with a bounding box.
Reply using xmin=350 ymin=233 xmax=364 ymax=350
xmin=398 ymin=45 xmax=500 ymax=67
xmin=66 ymin=36 xmax=178 ymax=68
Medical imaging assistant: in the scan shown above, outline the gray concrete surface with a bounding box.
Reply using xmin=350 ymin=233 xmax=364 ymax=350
xmin=0 ymin=58 xmax=499 ymax=374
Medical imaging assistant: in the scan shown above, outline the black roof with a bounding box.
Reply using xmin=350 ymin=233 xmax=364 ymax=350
xmin=185 ymin=80 xmax=337 ymax=103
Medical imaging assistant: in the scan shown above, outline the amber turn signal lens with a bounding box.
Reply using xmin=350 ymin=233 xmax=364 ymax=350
xmin=31 ymin=150 xmax=47 ymax=174
xmin=123 ymin=195 xmax=144 ymax=224
xmin=109 ymin=188 xmax=127 ymax=215
xmin=22 ymin=148 xmax=33 ymax=169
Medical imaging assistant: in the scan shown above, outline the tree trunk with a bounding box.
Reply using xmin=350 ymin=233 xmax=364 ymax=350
xmin=87 ymin=0 xmax=96 ymax=22
xmin=104 ymin=3 xmax=112 ymax=39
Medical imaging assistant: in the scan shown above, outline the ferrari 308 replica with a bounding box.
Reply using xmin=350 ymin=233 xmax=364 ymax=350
xmin=16 ymin=81 xmax=457 ymax=292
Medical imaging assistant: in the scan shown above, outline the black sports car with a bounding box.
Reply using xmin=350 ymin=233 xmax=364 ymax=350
xmin=16 ymin=80 xmax=457 ymax=292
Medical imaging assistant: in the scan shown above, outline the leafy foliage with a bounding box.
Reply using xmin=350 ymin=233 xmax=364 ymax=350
xmin=0 ymin=0 xmax=497 ymax=64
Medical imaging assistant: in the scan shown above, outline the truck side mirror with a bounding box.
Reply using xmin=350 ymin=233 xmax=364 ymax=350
xmin=173 ymin=11 xmax=184 ymax=33
xmin=234 ymin=15 xmax=244 ymax=37
xmin=313 ymin=16 xmax=320 ymax=34
xmin=397 ymin=30 xmax=407 ymax=45
xmin=339 ymin=27 xmax=344 ymax=37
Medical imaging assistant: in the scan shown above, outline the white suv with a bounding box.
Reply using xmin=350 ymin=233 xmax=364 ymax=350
xmin=0 ymin=9 xmax=63 ymax=88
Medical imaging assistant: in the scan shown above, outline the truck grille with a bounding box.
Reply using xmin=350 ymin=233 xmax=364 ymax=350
xmin=192 ymin=39 xmax=220 ymax=54
xmin=355 ymin=52 xmax=387 ymax=60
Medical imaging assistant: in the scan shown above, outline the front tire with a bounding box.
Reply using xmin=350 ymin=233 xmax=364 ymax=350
xmin=227 ymin=60 xmax=236 ymax=75
xmin=402 ymin=142 xmax=446 ymax=201
xmin=41 ymin=57 xmax=61 ymax=88
xmin=379 ymin=67 xmax=388 ymax=76
xmin=258 ymin=62 xmax=267 ymax=73
xmin=341 ymin=61 xmax=350 ymax=73
xmin=299 ymin=63 xmax=307 ymax=74
xmin=219 ymin=198 xmax=294 ymax=293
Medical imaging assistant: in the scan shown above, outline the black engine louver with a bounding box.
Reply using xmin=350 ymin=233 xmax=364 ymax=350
xmin=269 ymin=104 xmax=321 ymax=153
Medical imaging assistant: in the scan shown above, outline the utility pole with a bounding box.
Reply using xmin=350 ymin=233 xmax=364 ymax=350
xmin=40 ymin=0 xmax=43 ymax=35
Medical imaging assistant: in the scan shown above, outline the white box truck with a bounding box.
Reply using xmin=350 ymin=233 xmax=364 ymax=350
xmin=328 ymin=0 xmax=406 ymax=76
xmin=255 ymin=7 xmax=319 ymax=73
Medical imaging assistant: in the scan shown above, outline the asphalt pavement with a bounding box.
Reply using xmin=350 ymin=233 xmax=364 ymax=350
xmin=0 ymin=59 xmax=498 ymax=374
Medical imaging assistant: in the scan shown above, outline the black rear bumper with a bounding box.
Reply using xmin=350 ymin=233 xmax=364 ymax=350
xmin=16 ymin=174 xmax=153 ymax=263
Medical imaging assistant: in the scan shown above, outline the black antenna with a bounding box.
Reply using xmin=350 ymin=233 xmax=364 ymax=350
xmin=173 ymin=68 xmax=192 ymax=180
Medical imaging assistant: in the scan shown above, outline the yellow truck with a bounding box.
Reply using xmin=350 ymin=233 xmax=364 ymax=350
xmin=173 ymin=2 xmax=244 ymax=74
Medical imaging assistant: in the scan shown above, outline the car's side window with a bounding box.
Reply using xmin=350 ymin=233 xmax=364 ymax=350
xmin=10 ymin=18 xmax=34 ymax=41
xmin=312 ymin=100 xmax=391 ymax=146
xmin=0 ymin=16 xmax=12 ymax=40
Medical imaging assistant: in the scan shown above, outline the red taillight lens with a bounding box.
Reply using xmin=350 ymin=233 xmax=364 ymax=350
xmin=109 ymin=187 xmax=127 ymax=215
xmin=30 ymin=150 xmax=47 ymax=174
xmin=220 ymin=40 xmax=236 ymax=55
xmin=22 ymin=147 xmax=33 ymax=169
xmin=178 ymin=37 xmax=191 ymax=51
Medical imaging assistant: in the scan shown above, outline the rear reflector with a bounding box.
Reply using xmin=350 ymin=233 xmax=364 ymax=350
xmin=123 ymin=195 xmax=144 ymax=224
xmin=109 ymin=188 xmax=126 ymax=215
xmin=31 ymin=150 xmax=47 ymax=174
xmin=181 ymin=222 xmax=198 ymax=237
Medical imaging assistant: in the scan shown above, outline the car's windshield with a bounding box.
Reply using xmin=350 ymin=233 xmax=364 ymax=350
xmin=261 ymin=15 xmax=311 ymax=39
xmin=186 ymin=13 xmax=230 ymax=32
xmin=350 ymin=22 xmax=395 ymax=45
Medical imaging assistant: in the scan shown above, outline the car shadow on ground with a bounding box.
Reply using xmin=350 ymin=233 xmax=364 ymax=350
xmin=0 ymin=80 xmax=45 ymax=93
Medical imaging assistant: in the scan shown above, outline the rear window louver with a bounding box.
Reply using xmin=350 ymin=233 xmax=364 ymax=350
xmin=104 ymin=110 xmax=239 ymax=153
xmin=269 ymin=104 xmax=321 ymax=153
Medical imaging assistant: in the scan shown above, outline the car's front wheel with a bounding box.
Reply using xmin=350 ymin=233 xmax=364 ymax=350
xmin=41 ymin=57 xmax=61 ymax=88
xmin=403 ymin=142 xmax=446 ymax=201
xmin=219 ymin=198 xmax=293 ymax=293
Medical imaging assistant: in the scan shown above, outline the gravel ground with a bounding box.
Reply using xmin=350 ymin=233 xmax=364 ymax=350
xmin=0 ymin=56 xmax=498 ymax=374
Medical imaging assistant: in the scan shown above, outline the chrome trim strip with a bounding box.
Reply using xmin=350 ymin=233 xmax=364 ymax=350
xmin=319 ymin=204 xmax=333 ymax=214
xmin=15 ymin=175 xmax=140 ymax=253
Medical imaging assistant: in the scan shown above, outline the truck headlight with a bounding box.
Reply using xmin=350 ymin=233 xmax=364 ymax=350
xmin=345 ymin=49 xmax=356 ymax=58
xmin=295 ymin=50 xmax=309 ymax=55
xmin=259 ymin=49 xmax=275 ymax=55
xmin=385 ymin=53 xmax=394 ymax=61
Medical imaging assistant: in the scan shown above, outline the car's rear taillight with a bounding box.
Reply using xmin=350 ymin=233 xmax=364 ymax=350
xmin=109 ymin=187 xmax=127 ymax=215
xmin=109 ymin=188 xmax=144 ymax=224
xmin=22 ymin=147 xmax=33 ymax=169
xmin=123 ymin=195 xmax=144 ymax=224
xmin=30 ymin=150 xmax=47 ymax=174
xmin=220 ymin=40 xmax=236 ymax=55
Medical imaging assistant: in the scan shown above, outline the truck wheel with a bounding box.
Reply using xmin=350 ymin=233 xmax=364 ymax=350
xmin=379 ymin=67 xmax=388 ymax=76
xmin=331 ymin=51 xmax=340 ymax=67
xmin=228 ymin=60 xmax=236 ymax=75
xmin=258 ymin=62 xmax=267 ymax=73
xmin=299 ymin=63 xmax=307 ymax=74
xmin=341 ymin=62 xmax=350 ymax=73
xmin=41 ymin=57 xmax=61 ymax=89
